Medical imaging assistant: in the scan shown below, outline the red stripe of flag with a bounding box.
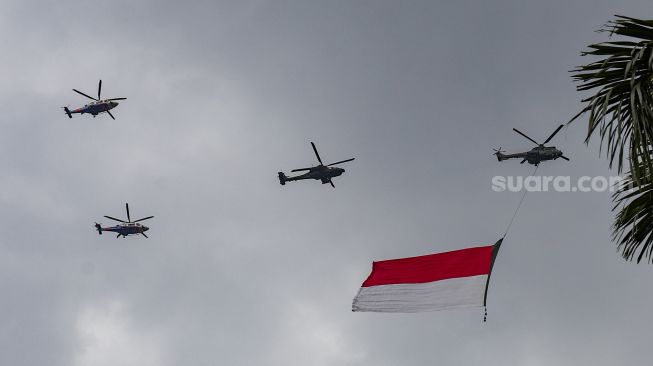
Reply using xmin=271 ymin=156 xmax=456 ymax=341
xmin=361 ymin=245 xmax=494 ymax=287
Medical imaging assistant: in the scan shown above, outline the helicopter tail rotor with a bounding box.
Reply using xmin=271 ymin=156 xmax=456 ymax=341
xmin=493 ymin=147 xmax=506 ymax=161
xmin=278 ymin=172 xmax=287 ymax=185
xmin=63 ymin=107 xmax=72 ymax=118
xmin=94 ymin=223 xmax=103 ymax=235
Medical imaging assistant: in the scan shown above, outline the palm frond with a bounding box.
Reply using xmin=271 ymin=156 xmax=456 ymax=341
xmin=613 ymin=160 xmax=653 ymax=263
xmin=570 ymin=15 xmax=653 ymax=178
xmin=571 ymin=15 xmax=653 ymax=263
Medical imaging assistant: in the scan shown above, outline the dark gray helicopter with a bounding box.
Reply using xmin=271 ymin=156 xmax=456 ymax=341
xmin=494 ymin=124 xmax=570 ymax=166
xmin=95 ymin=203 xmax=153 ymax=238
xmin=278 ymin=142 xmax=355 ymax=188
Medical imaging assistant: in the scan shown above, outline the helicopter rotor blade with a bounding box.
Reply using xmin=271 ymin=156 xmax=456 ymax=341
xmin=329 ymin=179 xmax=335 ymax=188
xmin=107 ymin=97 xmax=127 ymax=101
xmin=133 ymin=216 xmax=154 ymax=223
xmin=141 ymin=232 xmax=149 ymax=238
xmin=104 ymin=215 xmax=127 ymax=223
xmin=125 ymin=203 xmax=131 ymax=222
xmin=543 ymin=124 xmax=564 ymax=145
xmin=311 ymin=142 xmax=324 ymax=165
xmin=291 ymin=167 xmax=312 ymax=172
xmin=327 ymin=158 xmax=355 ymax=166
xmin=107 ymin=111 xmax=115 ymax=120
xmin=73 ymin=89 xmax=98 ymax=101
xmin=560 ymin=155 xmax=570 ymax=161
xmin=513 ymin=128 xmax=539 ymax=145
xmin=98 ymin=80 xmax=102 ymax=100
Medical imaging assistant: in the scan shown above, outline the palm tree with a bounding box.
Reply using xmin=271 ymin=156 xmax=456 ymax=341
xmin=570 ymin=15 xmax=653 ymax=263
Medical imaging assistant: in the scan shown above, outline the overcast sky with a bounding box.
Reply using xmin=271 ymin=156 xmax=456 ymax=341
xmin=1 ymin=1 xmax=652 ymax=365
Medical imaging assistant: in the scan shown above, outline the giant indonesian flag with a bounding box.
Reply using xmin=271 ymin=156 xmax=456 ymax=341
xmin=352 ymin=239 xmax=503 ymax=313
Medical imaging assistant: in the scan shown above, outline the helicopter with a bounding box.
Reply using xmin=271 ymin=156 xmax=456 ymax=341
xmin=95 ymin=203 xmax=153 ymax=238
xmin=278 ymin=142 xmax=355 ymax=188
xmin=494 ymin=124 xmax=570 ymax=166
xmin=64 ymin=80 xmax=126 ymax=120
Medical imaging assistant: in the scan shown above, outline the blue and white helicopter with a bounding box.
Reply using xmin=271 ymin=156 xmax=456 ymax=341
xmin=95 ymin=203 xmax=153 ymax=238
xmin=64 ymin=80 xmax=126 ymax=120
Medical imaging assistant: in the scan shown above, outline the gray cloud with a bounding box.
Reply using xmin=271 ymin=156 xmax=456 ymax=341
xmin=1 ymin=1 xmax=652 ymax=365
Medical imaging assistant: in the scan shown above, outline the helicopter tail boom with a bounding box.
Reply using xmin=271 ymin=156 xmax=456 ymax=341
xmin=495 ymin=151 xmax=527 ymax=162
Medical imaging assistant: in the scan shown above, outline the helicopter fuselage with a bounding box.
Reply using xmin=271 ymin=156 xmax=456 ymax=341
xmin=97 ymin=222 xmax=149 ymax=238
xmin=497 ymin=146 xmax=563 ymax=165
xmin=69 ymin=100 xmax=119 ymax=116
xmin=282 ymin=165 xmax=345 ymax=184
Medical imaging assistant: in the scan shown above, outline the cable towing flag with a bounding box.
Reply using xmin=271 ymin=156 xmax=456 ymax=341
xmin=352 ymin=239 xmax=502 ymax=319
